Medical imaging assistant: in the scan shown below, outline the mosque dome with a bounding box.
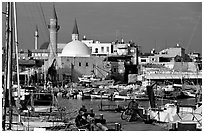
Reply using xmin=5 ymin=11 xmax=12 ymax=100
xmin=60 ymin=40 xmax=91 ymax=57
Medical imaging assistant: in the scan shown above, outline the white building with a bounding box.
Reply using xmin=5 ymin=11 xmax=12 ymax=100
xmin=81 ymin=36 xmax=113 ymax=56
xmin=138 ymin=43 xmax=188 ymax=64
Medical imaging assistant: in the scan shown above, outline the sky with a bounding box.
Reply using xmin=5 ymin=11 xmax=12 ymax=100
xmin=1 ymin=2 xmax=202 ymax=54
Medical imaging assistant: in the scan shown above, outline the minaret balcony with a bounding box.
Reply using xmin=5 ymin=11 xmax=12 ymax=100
xmin=48 ymin=25 xmax=60 ymax=31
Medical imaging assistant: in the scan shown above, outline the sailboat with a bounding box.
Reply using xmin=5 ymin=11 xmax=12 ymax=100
xmin=2 ymin=2 xmax=66 ymax=131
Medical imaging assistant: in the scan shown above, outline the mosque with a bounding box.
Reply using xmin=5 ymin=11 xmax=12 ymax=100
xmin=13 ymin=5 xmax=139 ymax=86
xmin=16 ymin=5 xmax=200 ymax=85
xmin=39 ymin=6 xmax=134 ymax=84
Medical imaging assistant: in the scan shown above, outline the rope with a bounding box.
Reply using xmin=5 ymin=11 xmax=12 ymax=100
xmin=94 ymin=66 xmax=106 ymax=78
xmin=35 ymin=3 xmax=48 ymax=43
xmin=38 ymin=3 xmax=50 ymax=40
xmin=185 ymin=15 xmax=201 ymax=52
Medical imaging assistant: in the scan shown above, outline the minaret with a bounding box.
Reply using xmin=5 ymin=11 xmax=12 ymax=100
xmin=34 ymin=25 xmax=39 ymax=49
xmin=72 ymin=19 xmax=79 ymax=41
xmin=48 ymin=4 xmax=60 ymax=56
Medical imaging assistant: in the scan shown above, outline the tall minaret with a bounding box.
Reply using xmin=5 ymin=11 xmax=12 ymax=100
xmin=48 ymin=4 xmax=60 ymax=56
xmin=34 ymin=25 xmax=39 ymax=49
xmin=72 ymin=19 xmax=79 ymax=41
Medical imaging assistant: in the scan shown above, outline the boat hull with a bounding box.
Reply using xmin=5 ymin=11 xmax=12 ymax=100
xmin=90 ymin=94 xmax=109 ymax=99
xmin=113 ymin=95 xmax=149 ymax=101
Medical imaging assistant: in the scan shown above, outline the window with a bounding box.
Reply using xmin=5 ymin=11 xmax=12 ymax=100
xmin=141 ymin=59 xmax=146 ymax=62
xmin=86 ymin=62 xmax=89 ymax=67
xmin=111 ymin=45 xmax=114 ymax=53
xmin=101 ymin=47 xmax=104 ymax=52
xmin=107 ymin=47 xmax=109 ymax=52
xmin=79 ymin=62 xmax=81 ymax=66
xmin=159 ymin=57 xmax=171 ymax=62
xmin=95 ymin=48 xmax=98 ymax=53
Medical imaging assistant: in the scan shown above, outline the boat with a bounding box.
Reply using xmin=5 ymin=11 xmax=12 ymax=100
xmin=78 ymin=74 xmax=101 ymax=83
xmin=113 ymin=94 xmax=130 ymax=100
xmin=2 ymin=2 xmax=22 ymax=130
xmin=156 ymin=84 xmax=196 ymax=99
xmin=180 ymin=90 xmax=195 ymax=98
xmin=2 ymin=3 xmax=67 ymax=131
xmin=91 ymin=94 xmax=109 ymax=99
xmin=146 ymin=84 xmax=202 ymax=131
xmin=91 ymin=79 xmax=115 ymax=87
xmin=174 ymin=84 xmax=196 ymax=98
xmin=19 ymin=87 xmax=66 ymax=130
xmin=112 ymin=92 xmax=149 ymax=101
xmin=90 ymin=91 xmax=110 ymax=99
xmin=22 ymin=92 xmax=58 ymax=113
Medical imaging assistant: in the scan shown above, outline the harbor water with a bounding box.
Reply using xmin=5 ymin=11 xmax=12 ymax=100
xmin=57 ymin=97 xmax=196 ymax=117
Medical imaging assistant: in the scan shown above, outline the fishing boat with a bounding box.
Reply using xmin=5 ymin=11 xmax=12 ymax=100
xmin=156 ymin=84 xmax=196 ymax=99
xmin=78 ymin=74 xmax=101 ymax=83
xmin=180 ymin=90 xmax=195 ymax=98
xmin=111 ymin=89 xmax=149 ymax=101
xmin=173 ymin=84 xmax=196 ymax=98
xmin=113 ymin=94 xmax=149 ymax=101
xmin=113 ymin=94 xmax=130 ymax=100
xmin=91 ymin=79 xmax=115 ymax=87
xmin=90 ymin=94 xmax=109 ymax=99
xmin=22 ymin=92 xmax=58 ymax=113
xmin=90 ymin=91 xmax=110 ymax=99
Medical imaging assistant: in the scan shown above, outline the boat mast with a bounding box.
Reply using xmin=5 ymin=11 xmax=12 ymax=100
xmin=7 ymin=2 xmax=14 ymax=130
xmin=2 ymin=2 xmax=10 ymax=131
xmin=13 ymin=2 xmax=21 ymax=123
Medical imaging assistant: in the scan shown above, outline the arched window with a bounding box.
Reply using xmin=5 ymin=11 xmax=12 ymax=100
xmin=95 ymin=48 xmax=98 ymax=53
xmin=101 ymin=47 xmax=104 ymax=52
